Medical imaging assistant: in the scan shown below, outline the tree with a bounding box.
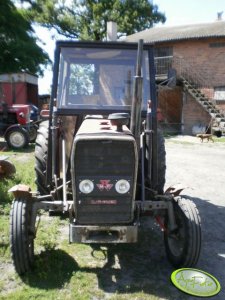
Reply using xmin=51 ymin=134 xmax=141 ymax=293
xmin=0 ymin=0 xmax=49 ymax=75
xmin=20 ymin=0 xmax=166 ymax=40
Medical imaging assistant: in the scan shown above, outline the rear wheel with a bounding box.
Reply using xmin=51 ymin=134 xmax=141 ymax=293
xmin=156 ymin=130 xmax=166 ymax=194
xmin=164 ymin=197 xmax=201 ymax=267
xmin=29 ymin=124 xmax=38 ymax=143
xmin=5 ymin=127 xmax=29 ymax=149
xmin=10 ymin=198 xmax=36 ymax=275
xmin=35 ymin=120 xmax=49 ymax=195
xmin=146 ymin=130 xmax=166 ymax=194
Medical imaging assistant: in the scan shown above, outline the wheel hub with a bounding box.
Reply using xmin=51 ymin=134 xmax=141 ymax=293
xmin=10 ymin=132 xmax=25 ymax=147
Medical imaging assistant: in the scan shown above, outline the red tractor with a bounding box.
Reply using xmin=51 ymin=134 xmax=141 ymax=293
xmin=0 ymin=102 xmax=38 ymax=149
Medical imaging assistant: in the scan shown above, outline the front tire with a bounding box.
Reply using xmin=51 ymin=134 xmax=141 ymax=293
xmin=5 ymin=127 xmax=29 ymax=149
xmin=164 ymin=197 xmax=201 ymax=267
xmin=10 ymin=198 xmax=36 ymax=275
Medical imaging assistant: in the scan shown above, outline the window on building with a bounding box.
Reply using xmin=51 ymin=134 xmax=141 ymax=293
xmin=214 ymin=87 xmax=225 ymax=100
xmin=154 ymin=47 xmax=173 ymax=77
xmin=154 ymin=47 xmax=173 ymax=57
xmin=209 ymin=42 xmax=225 ymax=48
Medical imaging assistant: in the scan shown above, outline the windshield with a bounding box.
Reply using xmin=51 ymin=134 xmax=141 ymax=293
xmin=57 ymin=46 xmax=150 ymax=111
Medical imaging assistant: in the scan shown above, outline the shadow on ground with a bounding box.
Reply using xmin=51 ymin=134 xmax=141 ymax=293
xmin=0 ymin=139 xmax=35 ymax=153
xmin=15 ymin=195 xmax=224 ymax=299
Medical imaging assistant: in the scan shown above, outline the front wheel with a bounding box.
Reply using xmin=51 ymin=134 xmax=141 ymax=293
xmin=164 ymin=197 xmax=201 ymax=267
xmin=5 ymin=127 xmax=29 ymax=149
xmin=10 ymin=198 xmax=36 ymax=275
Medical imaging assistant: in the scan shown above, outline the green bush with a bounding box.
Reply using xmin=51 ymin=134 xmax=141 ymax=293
xmin=0 ymin=151 xmax=35 ymax=214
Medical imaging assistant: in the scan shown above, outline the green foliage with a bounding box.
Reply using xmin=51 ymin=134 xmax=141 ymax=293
xmin=69 ymin=64 xmax=95 ymax=95
xmin=35 ymin=214 xmax=60 ymax=251
xmin=0 ymin=215 xmax=11 ymax=259
xmin=0 ymin=148 xmax=35 ymax=214
xmin=0 ymin=0 xmax=50 ymax=75
xmin=21 ymin=0 xmax=166 ymax=40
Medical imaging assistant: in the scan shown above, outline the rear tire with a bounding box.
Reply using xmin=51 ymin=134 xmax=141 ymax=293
xmin=164 ymin=197 xmax=201 ymax=267
xmin=10 ymin=198 xmax=36 ymax=275
xmin=29 ymin=124 xmax=38 ymax=143
xmin=35 ymin=121 xmax=49 ymax=195
xmin=5 ymin=127 xmax=29 ymax=149
xmin=146 ymin=130 xmax=166 ymax=194
xmin=156 ymin=130 xmax=166 ymax=194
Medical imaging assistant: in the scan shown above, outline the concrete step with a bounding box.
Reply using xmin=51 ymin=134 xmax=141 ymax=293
xmin=202 ymin=102 xmax=214 ymax=108
xmin=209 ymin=109 xmax=220 ymax=114
xmin=215 ymin=117 xmax=225 ymax=123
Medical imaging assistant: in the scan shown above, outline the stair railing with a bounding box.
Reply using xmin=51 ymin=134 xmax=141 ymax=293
xmin=174 ymin=56 xmax=216 ymax=101
xmin=155 ymin=56 xmax=215 ymax=102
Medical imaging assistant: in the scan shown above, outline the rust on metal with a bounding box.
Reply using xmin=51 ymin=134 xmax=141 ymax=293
xmin=8 ymin=184 xmax=32 ymax=199
xmin=165 ymin=184 xmax=185 ymax=197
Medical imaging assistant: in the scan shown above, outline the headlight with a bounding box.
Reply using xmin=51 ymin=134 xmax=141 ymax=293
xmin=19 ymin=112 xmax=25 ymax=118
xmin=79 ymin=180 xmax=94 ymax=194
xmin=115 ymin=179 xmax=130 ymax=194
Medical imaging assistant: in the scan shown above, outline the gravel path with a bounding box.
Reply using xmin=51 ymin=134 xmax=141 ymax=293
xmin=165 ymin=136 xmax=225 ymax=299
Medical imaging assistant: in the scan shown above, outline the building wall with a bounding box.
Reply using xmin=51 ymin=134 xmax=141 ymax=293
xmin=172 ymin=37 xmax=225 ymax=87
xmin=0 ymin=73 xmax=38 ymax=106
xmin=182 ymin=92 xmax=211 ymax=135
xmin=158 ymin=86 xmax=183 ymax=134
xmin=0 ymin=82 xmax=27 ymax=105
xmin=156 ymin=37 xmax=225 ymax=133
xmin=158 ymin=86 xmax=182 ymax=122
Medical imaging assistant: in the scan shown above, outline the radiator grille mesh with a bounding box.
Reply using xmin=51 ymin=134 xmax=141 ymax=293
xmin=73 ymin=139 xmax=136 ymax=224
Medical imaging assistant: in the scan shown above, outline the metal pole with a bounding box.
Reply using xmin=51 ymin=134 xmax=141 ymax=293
xmin=148 ymin=46 xmax=158 ymax=190
xmin=62 ymin=135 xmax=68 ymax=211
xmin=130 ymin=39 xmax=144 ymax=150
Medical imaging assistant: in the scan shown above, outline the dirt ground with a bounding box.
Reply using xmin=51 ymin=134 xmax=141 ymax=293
xmin=164 ymin=136 xmax=225 ymax=299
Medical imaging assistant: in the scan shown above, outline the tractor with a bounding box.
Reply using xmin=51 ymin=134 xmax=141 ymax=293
xmin=9 ymin=40 xmax=201 ymax=275
xmin=0 ymin=102 xmax=38 ymax=149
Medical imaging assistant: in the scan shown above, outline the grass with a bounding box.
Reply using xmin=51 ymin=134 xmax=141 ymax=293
xmin=214 ymin=136 xmax=225 ymax=143
xmin=0 ymin=215 xmax=176 ymax=299
xmin=0 ymin=146 xmax=181 ymax=300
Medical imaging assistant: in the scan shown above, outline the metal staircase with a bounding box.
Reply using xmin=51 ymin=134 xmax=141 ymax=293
xmin=182 ymin=78 xmax=225 ymax=134
xmin=155 ymin=56 xmax=225 ymax=134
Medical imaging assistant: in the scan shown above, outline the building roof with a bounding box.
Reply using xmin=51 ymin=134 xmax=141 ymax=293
xmin=125 ymin=21 xmax=225 ymax=43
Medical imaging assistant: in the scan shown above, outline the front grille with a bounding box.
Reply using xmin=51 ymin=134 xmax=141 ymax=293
xmin=76 ymin=196 xmax=132 ymax=224
xmin=75 ymin=140 xmax=134 ymax=176
xmin=72 ymin=139 xmax=136 ymax=224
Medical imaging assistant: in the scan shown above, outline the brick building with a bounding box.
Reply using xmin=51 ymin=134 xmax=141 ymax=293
xmin=126 ymin=21 xmax=225 ymax=135
xmin=0 ymin=72 xmax=39 ymax=107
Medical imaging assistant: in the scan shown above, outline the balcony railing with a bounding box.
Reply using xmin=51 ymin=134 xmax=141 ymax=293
xmin=155 ymin=56 xmax=215 ymax=101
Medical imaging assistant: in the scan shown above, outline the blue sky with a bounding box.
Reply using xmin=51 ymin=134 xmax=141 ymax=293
xmin=155 ymin=0 xmax=224 ymax=26
xmin=37 ymin=0 xmax=225 ymax=94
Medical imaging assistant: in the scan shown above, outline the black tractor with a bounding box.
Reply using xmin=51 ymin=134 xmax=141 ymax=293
xmin=9 ymin=40 xmax=201 ymax=275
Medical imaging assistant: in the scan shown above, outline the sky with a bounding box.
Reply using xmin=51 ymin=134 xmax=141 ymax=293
xmin=36 ymin=0 xmax=225 ymax=94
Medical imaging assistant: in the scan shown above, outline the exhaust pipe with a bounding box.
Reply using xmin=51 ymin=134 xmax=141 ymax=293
xmin=130 ymin=39 xmax=144 ymax=149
